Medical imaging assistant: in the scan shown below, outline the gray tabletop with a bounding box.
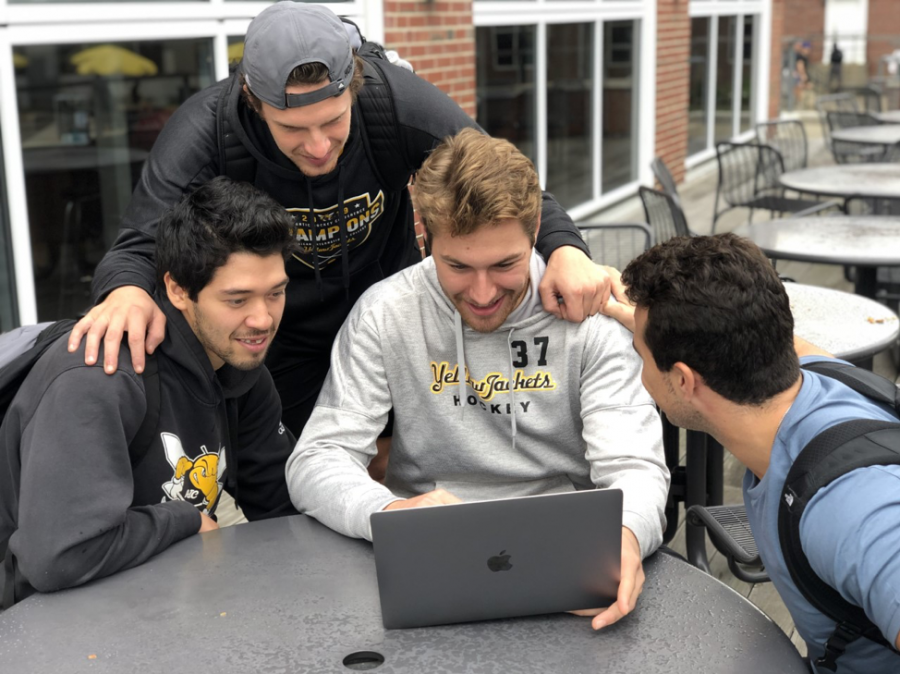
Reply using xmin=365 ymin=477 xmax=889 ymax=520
xmin=830 ymin=124 xmax=900 ymax=147
xmin=786 ymin=283 xmax=900 ymax=361
xmin=779 ymin=164 xmax=900 ymax=199
xmin=875 ymin=110 xmax=900 ymax=125
xmin=0 ymin=515 xmax=808 ymax=674
xmin=740 ymin=215 xmax=900 ymax=266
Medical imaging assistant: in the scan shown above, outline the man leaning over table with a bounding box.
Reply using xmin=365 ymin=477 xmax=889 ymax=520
xmin=286 ymin=129 xmax=670 ymax=630
xmin=600 ymin=233 xmax=900 ymax=673
xmin=0 ymin=177 xmax=298 ymax=607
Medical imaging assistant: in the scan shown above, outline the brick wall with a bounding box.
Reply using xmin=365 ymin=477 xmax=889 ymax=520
xmin=768 ymin=0 xmax=785 ymax=121
xmin=383 ymin=1 xmax=476 ymax=118
xmin=655 ymin=0 xmax=690 ymax=185
xmin=867 ymin=0 xmax=900 ymax=78
xmin=383 ymin=1 xmax=476 ymax=255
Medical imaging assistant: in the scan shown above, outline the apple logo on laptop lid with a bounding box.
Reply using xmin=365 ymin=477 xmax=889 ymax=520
xmin=487 ymin=550 xmax=513 ymax=572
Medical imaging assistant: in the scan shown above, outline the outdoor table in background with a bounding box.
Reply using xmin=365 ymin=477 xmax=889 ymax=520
xmin=740 ymin=215 xmax=900 ymax=299
xmin=874 ymin=110 xmax=900 ymax=125
xmin=778 ymin=164 xmax=900 ymax=200
xmin=0 ymin=515 xmax=809 ymax=674
xmin=830 ymin=124 xmax=900 ymax=151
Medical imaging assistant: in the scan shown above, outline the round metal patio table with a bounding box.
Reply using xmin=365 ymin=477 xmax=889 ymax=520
xmin=874 ymin=110 xmax=900 ymax=125
xmin=778 ymin=164 xmax=900 ymax=200
xmin=830 ymin=124 xmax=900 ymax=149
xmin=740 ymin=215 xmax=900 ymax=299
xmin=0 ymin=515 xmax=809 ymax=674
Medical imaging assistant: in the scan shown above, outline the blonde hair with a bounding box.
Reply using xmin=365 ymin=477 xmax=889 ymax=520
xmin=413 ymin=128 xmax=542 ymax=240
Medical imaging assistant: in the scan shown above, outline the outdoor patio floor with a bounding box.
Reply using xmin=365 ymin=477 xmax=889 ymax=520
xmin=588 ymin=114 xmax=900 ymax=655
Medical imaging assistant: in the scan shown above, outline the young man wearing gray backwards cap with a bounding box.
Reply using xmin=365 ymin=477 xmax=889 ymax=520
xmin=287 ymin=129 xmax=669 ymax=631
xmin=69 ymin=1 xmax=611 ymax=441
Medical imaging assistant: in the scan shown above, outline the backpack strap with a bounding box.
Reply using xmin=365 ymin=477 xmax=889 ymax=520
xmin=354 ymin=52 xmax=414 ymax=193
xmin=128 ymin=352 xmax=160 ymax=470
xmin=217 ymin=73 xmax=256 ymax=185
xmin=802 ymin=360 xmax=900 ymax=411
xmin=778 ymin=419 xmax=900 ymax=671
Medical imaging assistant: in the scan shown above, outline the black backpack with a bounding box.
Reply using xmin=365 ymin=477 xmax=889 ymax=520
xmin=779 ymin=360 xmax=900 ymax=671
xmin=216 ymin=25 xmax=414 ymax=193
xmin=0 ymin=320 xmax=161 ymax=609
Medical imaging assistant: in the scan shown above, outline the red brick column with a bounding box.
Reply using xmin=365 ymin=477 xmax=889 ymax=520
xmin=655 ymin=0 xmax=690 ymax=185
xmin=383 ymin=1 xmax=477 ymax=256
xmin=382 ymin=1 xmax=477 ymax=118
xmin=768 ymin=0 xmax=785 ymax=121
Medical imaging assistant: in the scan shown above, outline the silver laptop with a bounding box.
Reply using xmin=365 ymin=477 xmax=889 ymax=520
xmin=370 ymin=488 xmax=622 ymax=629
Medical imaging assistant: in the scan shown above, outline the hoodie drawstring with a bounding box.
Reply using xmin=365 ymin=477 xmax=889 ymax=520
xmin=336 ymin=165 xmax=350 ymax=299
xmin=224 ymin=398 xmax=240 ymax=508
xmin=507 ymin=328 xmax=518 ymax=452
xmin=306 ymin=179 xmax=324 ymax=300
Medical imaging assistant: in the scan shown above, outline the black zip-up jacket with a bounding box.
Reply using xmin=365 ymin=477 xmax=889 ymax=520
xmin=91 ymin=62 xmax=590 ymax=434
xmin=0 ymin=296 xmax=296 ymax=603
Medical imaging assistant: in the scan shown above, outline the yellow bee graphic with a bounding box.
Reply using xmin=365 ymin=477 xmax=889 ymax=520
xmin=160 ymin=433 xmax=226 ymax=512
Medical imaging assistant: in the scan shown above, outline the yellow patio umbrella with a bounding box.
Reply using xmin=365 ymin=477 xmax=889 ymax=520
xmin=70 ymin=45 xmax=158 ymax=77
xmin=228 ymin=42 xmax=245 ymax=64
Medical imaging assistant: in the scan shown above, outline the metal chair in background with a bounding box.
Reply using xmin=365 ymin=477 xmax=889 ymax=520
xmin=638 ymin=186 xmax=691 ymax=244
xmin=712 ymin=141 xmax=838 ymax=233
xmin=815 ymin=92 xmax=858 ymax=153
xmin=575 ymin=222 xmax=653 ymax=271
xmin=755 ymin=119 xmax=808 ymax=173
xmin=862 ymin=84 xmax=885 ymax=114
xmin=883 ymin=141 xmax=900 ymax=163
xmin=650 ymin=157 xmax=681 ymax=206
xmin=825 ymin=110 xmax=885 ymax=164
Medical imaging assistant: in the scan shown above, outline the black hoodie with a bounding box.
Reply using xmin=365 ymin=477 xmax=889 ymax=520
xmin=0 ymin=296 xmax=296 ymax=602
xmin=91 ymin=62 xmax=589 ymax=434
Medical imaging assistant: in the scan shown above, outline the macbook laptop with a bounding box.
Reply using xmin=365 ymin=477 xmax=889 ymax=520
xmin=370 ymin=488 xmax=622 ymax=629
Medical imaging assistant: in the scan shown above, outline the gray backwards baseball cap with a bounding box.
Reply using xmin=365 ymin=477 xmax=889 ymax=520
xmin=242 ymin=2 xmax=354 ymax=110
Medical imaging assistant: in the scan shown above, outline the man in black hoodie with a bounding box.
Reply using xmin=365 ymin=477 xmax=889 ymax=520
xmin=0 ymin=177 xmax=298 ymax=607
xmin=68 ymin=1 xmax=611 ymax=437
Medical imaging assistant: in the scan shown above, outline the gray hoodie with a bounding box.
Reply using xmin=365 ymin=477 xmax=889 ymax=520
xmin=286 ymin=252 xmax=669 ymax=556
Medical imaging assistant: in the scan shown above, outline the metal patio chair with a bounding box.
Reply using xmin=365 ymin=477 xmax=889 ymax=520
xmin=576 ymin=222 xmax=653 ymax=271
xmin=825 ymin=110 xmax=886 ymax=164
xmin=638 ymin=186 xmax=691 ymax=244
xmin=650 ymin=157 xmax=681 ymax=207
xmin=712 ymin=141 xmax=838 ymax=233
xmin=755 ymin=119 xmax=808 ymax=173
xmin=815 ymin=92 xmax=858 ymax=153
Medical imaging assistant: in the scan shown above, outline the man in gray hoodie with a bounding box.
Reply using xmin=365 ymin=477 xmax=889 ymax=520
xmin=286 ymin=129 xmax=669 ymax=630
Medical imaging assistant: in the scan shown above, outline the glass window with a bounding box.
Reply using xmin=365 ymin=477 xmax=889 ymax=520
xmin=715 ymin=16 xmax=736 ymax=143
xmin=546 ymin=23 xmax=593 ymax=209
xmin=16 ymin=39 xmax=215 ymax=321
xmin=602 ymin=20 xmax=639 ymax=192
xmin=688 ymin=17 xmax=710 ymax=156
xmin=476 ymin=26 xmax=537 ymax=164
xmin=740 ymin=16 xmax=757 ymax=133
xmin=0 ymin=126 xmax=18 ymax=331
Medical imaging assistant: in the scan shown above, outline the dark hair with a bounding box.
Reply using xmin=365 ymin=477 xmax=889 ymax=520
xmin=241 ymin=54 xmax=366 ymax=114
xmin=622 ymin=233 xmax=799 ymax=405
xmin=156 ymin=176 xmax=297 ymax=300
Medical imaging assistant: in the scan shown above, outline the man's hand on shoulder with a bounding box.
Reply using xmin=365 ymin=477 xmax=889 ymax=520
xmin=569 ymin=527 xmax=645 ymax=630
xmin=382 ymin=488 xmax=462 ymax=511
xmin=598 ymin=266 xmax=636 ymax=333
xmin=69 ymin=285 xmax=166 ymax=375
xmin=198 ymin=512 xmax=219 ymax=533
xmin=540 ymin=246 xmax=612 ymax=323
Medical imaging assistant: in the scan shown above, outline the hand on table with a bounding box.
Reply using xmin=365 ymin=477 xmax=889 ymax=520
xmin=383 ymin=488 xmax=462 ymax=511
xmin=569 ymin=527 xmax=645 ymax=630
xmin=598 ymin=267 xmax=636 ymax=334
xmin=68 ymin=286 xmax=166 ymax=375
xmin=540 ymin=246 xmax=612 ymax=322
xmin=198 ymin=512 xmax=220 ymax=534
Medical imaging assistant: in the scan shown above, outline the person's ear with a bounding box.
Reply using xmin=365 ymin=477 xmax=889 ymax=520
xmin=671 ymin=362 xmax=699 ymax=401
xmin=164 ymin=272 xmax=190 ymax=311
